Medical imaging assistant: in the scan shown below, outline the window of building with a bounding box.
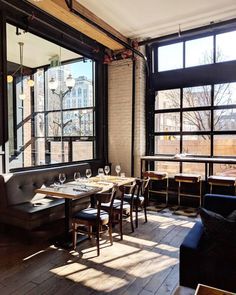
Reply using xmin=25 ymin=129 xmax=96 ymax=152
xmin=150 ymin=24 xmax=236 ymax=176
xmin=6 ymin=23 xmax=96 ymax=170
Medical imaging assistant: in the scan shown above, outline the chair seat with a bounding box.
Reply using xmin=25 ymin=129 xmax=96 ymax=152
xmin=143 ymin=171 xmax=168 ymax=180
xmin=124 ymin=193 xmax=145 ymax=204
xmin=73 ymin=208 xmax=109 ymax=224
xmin=208 ymin=175 xmax=236 ymax=186
xmin=175 ymin=173 xmax=201 ymax=183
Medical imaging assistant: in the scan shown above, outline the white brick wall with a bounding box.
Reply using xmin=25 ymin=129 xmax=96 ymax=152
xmin=108 ymin=49 xmax=146 ymax=177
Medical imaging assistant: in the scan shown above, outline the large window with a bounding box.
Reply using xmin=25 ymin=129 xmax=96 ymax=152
xmin=7 ymin=24 xmax=96 ymax=170
xmin=150 ymin=24 xmax=236 ymax=176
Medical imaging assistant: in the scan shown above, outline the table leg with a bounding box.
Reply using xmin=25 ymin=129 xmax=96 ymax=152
xmin=64 ymin=198 xmax=71 ymax=240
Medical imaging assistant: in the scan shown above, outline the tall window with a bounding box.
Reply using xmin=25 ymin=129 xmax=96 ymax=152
xmin=150 ymin=25 xmax=236 ymax=176
xmin=7 ymin=24 xmax=96 ymax=170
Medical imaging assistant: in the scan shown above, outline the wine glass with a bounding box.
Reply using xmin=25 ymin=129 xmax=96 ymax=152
xmin=74 ymin=172 xmax=81 ymax=184
xmin=104 ymin=165 xmax=110 ymax=177
xmin=59 ymin=173 xmax=66 ymax=186
xmin=86 ymin=168 xmax=92 ymax=180
xmin=115 ymin=164 xmax=121 ymax=177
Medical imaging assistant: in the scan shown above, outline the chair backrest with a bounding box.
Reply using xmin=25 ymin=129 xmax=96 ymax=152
xmin=96 ymin=185 xmax=118 ymax=224
xmin=134 ymin=177 xmax=150 ymax=202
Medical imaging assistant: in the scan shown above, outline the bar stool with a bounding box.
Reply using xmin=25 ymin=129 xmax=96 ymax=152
xmin=143 ymin=171 xmax=169 ymax=205
xmin=208 ymin=175 xmax=236 ymax=195
xmin=174 ymin=174 xmax=202 ymax=207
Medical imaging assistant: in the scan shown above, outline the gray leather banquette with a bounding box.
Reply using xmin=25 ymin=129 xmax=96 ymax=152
xmin=0 ymin=163 xmax=91 ymax=230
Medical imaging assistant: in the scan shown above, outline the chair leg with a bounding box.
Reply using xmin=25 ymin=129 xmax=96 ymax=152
xmin=178 ymin=182 xmax=181 ymax=206
xmin=96 ymin=225 xmax=100 ymax=256
xmin=130 ymin=204 xmax=134 ymax=233
xmin=109 ymin=222 xmax=113 ymax=245
xmin=72 ymin=222 xmax=77 ymax=250
xmin=88 ymin=225 xmax=92 ymax=239
xmin=135 ymin=202 xmax=138 ymax=228
xmin=144 ymin=203 xmax=148 ymax=223
xmin=119 ymin=214 xmax=123 ymax=240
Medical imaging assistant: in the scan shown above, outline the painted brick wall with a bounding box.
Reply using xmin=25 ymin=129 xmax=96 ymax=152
xmin=108 ymin=50 xmax=146 ymax=177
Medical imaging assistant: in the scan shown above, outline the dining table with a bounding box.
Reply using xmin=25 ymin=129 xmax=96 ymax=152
xmin=35 ymin=175 xmax=135 ymax=248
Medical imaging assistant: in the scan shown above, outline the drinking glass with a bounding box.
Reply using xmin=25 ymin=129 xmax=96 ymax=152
xmin=59 ymin=173 xmax=66 ymax=186
xmin=115 ymin=164 xmax=121 ymax=176
xmin=86 ymin=168 xmax=92 ymax=180
xmin=74 ymin=172 xmax=81 ymax=184
xmin=98 ymin=168 xmax=104 ymax=179
xmin=104 ymin=165 xmax=110 ymax=176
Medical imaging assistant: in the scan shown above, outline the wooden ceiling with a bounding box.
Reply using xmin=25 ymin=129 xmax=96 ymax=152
xmin=27 ymin=0 xmax=127 ymax=51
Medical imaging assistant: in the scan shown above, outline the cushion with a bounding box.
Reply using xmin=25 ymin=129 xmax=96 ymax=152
xmin=199 ymin=207 xmax=236 ymax=247
xmin=73 ymin=208 xmax=109 ymax=225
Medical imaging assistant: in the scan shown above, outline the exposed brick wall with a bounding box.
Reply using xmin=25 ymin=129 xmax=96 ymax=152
xmin=108 ymin=49 xmax=146 ymax=177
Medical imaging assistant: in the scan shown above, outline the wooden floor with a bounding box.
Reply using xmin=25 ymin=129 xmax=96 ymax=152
xmin=0 ymin=211 xmax=196 ymax=295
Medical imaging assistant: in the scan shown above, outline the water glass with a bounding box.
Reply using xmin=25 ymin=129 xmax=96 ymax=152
xmin=59 ymin=173 xmax=66 ymax=185
xmin=86 ymin=168 xmax=92 ymax=180
xmin=98 ymin=168 xmax=104 ymax=179
xmin=115 ymin=164 xmax=121 ymax=176
xmin=104 ymin=165 xmax=110 ymax=176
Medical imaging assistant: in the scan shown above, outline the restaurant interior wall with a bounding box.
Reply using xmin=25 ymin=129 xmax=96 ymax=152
xmin=108 ymin=51 xmax=146 ymax=177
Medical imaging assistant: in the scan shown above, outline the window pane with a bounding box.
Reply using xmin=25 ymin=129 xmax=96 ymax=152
xmin=214 ymin=135 xmax=236 ymax=156
xmin=214 ymin=109 xmax=236 ymax=131
xmin=34 ymin=69 xmax=44 ymax=112
xmin=183 ymin=111 xmax=211 ymax=131
xmin=216 ymin=31 xmax=236 ymax=62
xmin=185 ymin=36 xmax=213 ymax=67
xmin=50 ymin=141 xmax=68 ymax=163
xmin=155 ymin=113 xmax=180 ymax=132
xmin=35 ymin=114 xmax=45 ymax=137
xmin=155 ymin=89 xmax=180 ymax=110
xmin=34 ymin=138 xmax=45 ymax=165
xmin=158 ymin=42 xmax=183 ymax=72
xmin=155 ymin=135 xmax=180 ymax=154
xmin=214 ymin=82 xmax=236 ymax=106
xmin=154 ymin=161 xmax=180 ymax=177
xmin=182 ymin=163 xmax=205 ymax=178
xmin=47 ymin=112 xmax=61 ymax=137
xmin=183 ymin=135 xmax=210 ymax=156
xmin=183 ymin=85 xmax=211 ymax=108
xmin=63 ymin=109 xmax=94 ymax=136
xmin=214 ymin=164 xmax=236 ymax=177
xmin=73 ymin=141 xmax=93 ymax=161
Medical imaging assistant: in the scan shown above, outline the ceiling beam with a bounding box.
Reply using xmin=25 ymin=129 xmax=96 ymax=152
xmin=27 ymin=0 xmax=127 ymax=51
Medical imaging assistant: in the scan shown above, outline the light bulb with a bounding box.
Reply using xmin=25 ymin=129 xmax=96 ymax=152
xmin=7 ymin=75 xmax=13 ymax=83
xmin=27 ymin=79 xmax=34 ymax=87
xmin=19 ymin=93 xmax=25 ymax=100
xmin=48 ymin=77 xmax=58 ymax=91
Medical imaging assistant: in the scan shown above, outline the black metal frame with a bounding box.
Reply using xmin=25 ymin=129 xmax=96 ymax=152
xmin=0 ymin=0 xmax=108 ymax=173
xmin=147 ymin=20 xmax=236 ymax=170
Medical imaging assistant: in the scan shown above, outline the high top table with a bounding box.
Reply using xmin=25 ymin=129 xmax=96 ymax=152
xmin=140 ymin=155 xmax=236 ymax=180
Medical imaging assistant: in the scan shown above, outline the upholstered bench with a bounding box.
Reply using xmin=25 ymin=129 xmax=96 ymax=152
xmin=0 ymin=163 xmax=92 ymax=231
xmin=143 ymin=171 xmax=168 ymax=204
xmin=174 ymin=174 xmax=202 ymax=207
xmin=208 ymin=175 xmax=236 ymax=195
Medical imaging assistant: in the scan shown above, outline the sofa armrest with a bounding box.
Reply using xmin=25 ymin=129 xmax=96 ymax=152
xmin=204 ymin=194 xmax=236 ymax=217
xmin=179 ymin=222 xmax=204 ymax=288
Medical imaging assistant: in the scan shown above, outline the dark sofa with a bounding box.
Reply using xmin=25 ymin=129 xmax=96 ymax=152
xmin=180 ymin=194 xmax=236 ymax=292
xmin=0 ymin=163 xmax=92 ymax=231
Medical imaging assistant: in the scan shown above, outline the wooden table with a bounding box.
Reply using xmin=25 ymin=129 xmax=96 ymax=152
xmin=35 ymin=176 xmax=135 ymax=247
xmin=174 ymin=284 xmax=235 ymax=295
xmin=140 ymin=155 xmax=236 ymax=180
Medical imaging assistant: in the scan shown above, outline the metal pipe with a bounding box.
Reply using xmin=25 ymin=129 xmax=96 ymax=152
xmin=131 ymin=55 xmax=136 ymax=177
xmin=64 ymin=1 xmax=148 ymax=61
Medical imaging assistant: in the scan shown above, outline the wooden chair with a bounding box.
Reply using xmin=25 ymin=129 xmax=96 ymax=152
xmin=124 ymin=177 xmax=150 ymax=231
xmin=101 ymin=185 xmax=127 ymax=240
xmin=72 ymin=185 xmax=118 ymax=256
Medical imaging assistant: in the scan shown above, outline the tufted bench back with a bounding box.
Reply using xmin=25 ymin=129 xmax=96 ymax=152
xmin=0 ymin=163 xmax=90 ymax=206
